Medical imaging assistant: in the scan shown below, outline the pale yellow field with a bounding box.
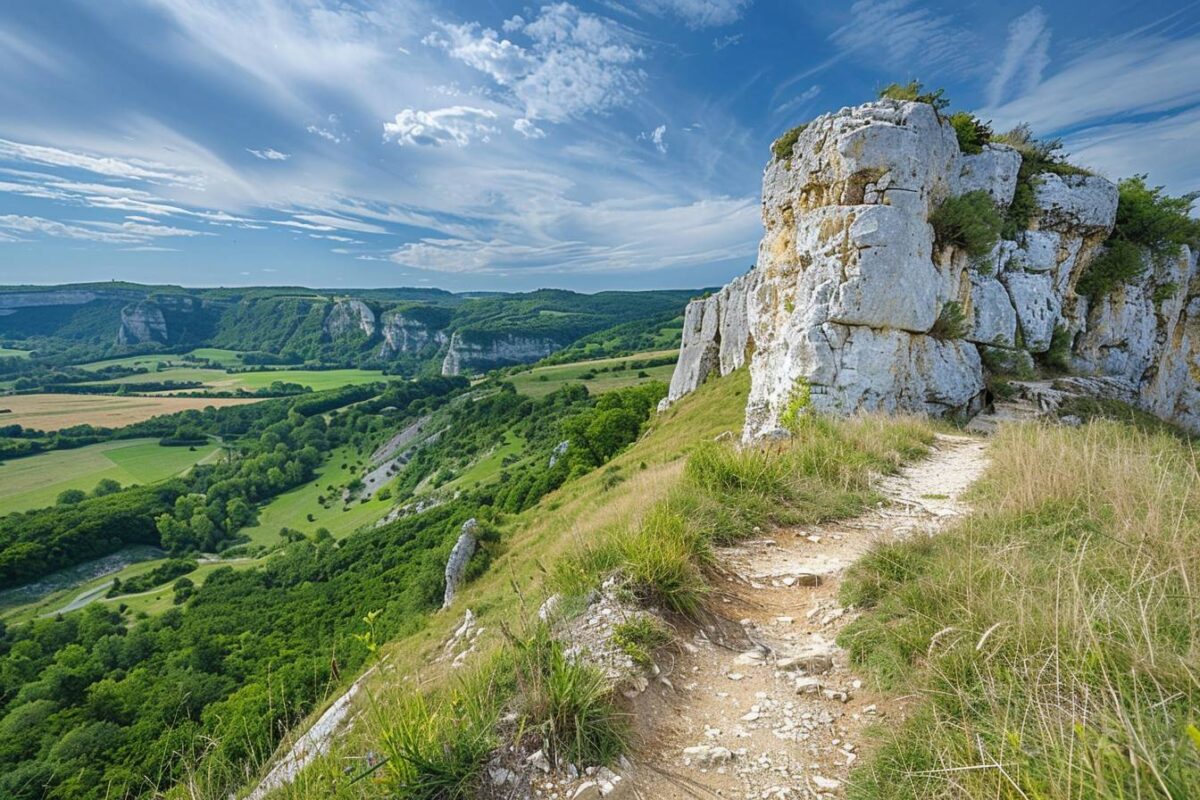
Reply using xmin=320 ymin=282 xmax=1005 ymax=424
xmin=0 ymin=394 xmax=260 ymax=431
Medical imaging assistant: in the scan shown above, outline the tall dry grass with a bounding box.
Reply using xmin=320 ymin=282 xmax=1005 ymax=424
xmin=840 ymin=421 xmax=1200 ymax=799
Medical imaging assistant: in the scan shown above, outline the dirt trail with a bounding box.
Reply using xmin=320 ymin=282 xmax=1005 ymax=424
xmin=625 ymin=433 xmax=989 ymax=800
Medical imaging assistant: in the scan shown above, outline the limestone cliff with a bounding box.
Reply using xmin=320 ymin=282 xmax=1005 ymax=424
xmin=377 ymin=309 xmax=450 ymax=358
xmin=323 ymin=299 xmax=376 ymax=341
xmin=662 ymin=99 xmax=1199 ymax=436
xmin=117 ymin=301 xmax=170 ymax=345
xmin=441 ymin=331 xmax=561 ymax=376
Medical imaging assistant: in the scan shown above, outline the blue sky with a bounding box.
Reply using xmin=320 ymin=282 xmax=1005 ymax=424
xmin=0 ymin=0 xmax=1197 ymax=292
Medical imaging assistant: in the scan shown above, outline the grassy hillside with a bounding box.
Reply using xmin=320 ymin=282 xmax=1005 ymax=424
xmin=839 ymin=421 xmax=1200 ymax=799
xmin=258 ymin=373 xmax=942 ymax=799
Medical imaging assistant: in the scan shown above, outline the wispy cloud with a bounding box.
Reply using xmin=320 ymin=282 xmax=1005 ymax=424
xmin=987 ymin=7 xmax=1051 ymax=107
xmin=633 ymin=0 xmax=751 ymax=28
xmin=247 ymin=147 xmax=290 ymax=161
xmin=830 ymin=0 xmax=976 ymax=74
xmin=979 ymin=34 xmax=1200 ymax=133
xmin=639 ymin=124 xmax=668 ymax=154
xmin=713 ymin=33 xmax=743 ymax=51
xmin=0 ymin=138 xmax=205 ymax=188
xmin=0 ymin=214 xmax=205 ymax=244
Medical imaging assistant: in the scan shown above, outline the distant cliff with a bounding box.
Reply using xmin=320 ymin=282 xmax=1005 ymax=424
xmin=663 ymin=99 xmax=1200 ymax=435
xmin=440 ymin=331 xmax=561 ymax=376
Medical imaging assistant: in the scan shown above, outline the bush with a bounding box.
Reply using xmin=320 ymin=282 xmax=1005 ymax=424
xmin=1108 ymin=175 xmax=1200 ymax=256
xmin=877 ymin=81 xmax=949 ymax=111
xmin=771 ymin=124 xmax=807 ymax=161
xmin=1038 ymin=325 xmax=1072 ymax=373
xmin=1076 ymin=240 xmax=1145 ymax=300
xmin=994 ymin=124 xmax=1092 ymax=239
xmin=929 ymin=302 xmax=967 ymax=340
xmin=929 ymin=191 xmax=1003 ymax=259
xmin=948 ymin=111 xmax=991 ymax=155
xmin=56 ymin=489 xmax=87 ymax=505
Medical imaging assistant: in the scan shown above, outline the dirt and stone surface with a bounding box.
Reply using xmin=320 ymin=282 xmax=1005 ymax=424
xmin=615 ymin=433 xmax=989 ymax=800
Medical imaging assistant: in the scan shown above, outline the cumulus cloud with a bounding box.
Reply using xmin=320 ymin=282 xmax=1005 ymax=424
xmin=987 ymin=7 xmax=1051 ymax=107
xmin=634 ymin=0 xmax=751 ymax=28
xmin=426 ymin=3 xmax=644 ymax=123
xmin=247 ymin=147 xmax=291 ymax=160
xmin=383 ymin=106 xmax=499 ymax=147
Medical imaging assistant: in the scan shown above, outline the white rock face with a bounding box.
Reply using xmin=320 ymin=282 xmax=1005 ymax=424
xmin=956 ymin=145 xmax=1021 ymax=205
xmin=324 ymin=299 xmax=376 ymax=340
xmin=440 ymin=332 xmax=561 ymax=376
xmin=967 ymin=274 xmax=1018 ymax=348
xmin=665 ymin=273 xmax=755 ymax=402
xmin=662 ymin=98 xmax=1200 ymax=435
xmin=442 ymin=519 xmax=479 ymax=609
xmin=117 ymin=301 xmax=169 ymax=345
xmin=377 ymin=309 xmax=448 ymax=358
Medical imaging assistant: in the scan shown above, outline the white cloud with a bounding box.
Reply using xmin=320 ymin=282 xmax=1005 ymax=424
xmin=424 ymin=21 xmax=536 ymax=84
xmin=987 ymin=7 xmax=1051 ymax=107
xmin=426 ymin=4 xmax=644 ymax=123
xmin=979 ymin=34 xmax=1200 ymax=134
xmin=247 ymin=147 xmax=291 ymax=160
xmin=0 ymin=138 xmax=205 ymax=188
xmin=0 ymin=214 xmax=204 ymax=244
xmin=1067 ymin=105 xmax=1200 ymax=198
xmin=292 ymin=214 xmax=387 ymax=234
xmin=383 ymin=106 xmax=499 ymax=147
xmin=634 ymin=0 xmax=750 ymax=28
xmin=831 ymin=0 xmax=976 ymax=74
xmin=513 ymin=118 xmax=546 ymax=139
xmin=390 ymin=195 xmax=760 ymax=274
xmin=640 ymin=124 xmax=668 ymax=154
xmin=713 ymin=33 xmax=743 ymax=50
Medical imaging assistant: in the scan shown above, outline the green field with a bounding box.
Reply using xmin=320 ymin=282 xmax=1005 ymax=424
xmin=508 ymin=350 xmax=677 ymax=397
xmin=0 ymin=347 xmax=31 ymax=358
xmin=184 ymin=348 xmax=246 ymax=366
xmin=89 ymin=366 xmax=387 ymax=393
xmin=247 ymin=445 xmax=391 ymax=545
xmin=0 ymin=438 xmax=218 ymax=514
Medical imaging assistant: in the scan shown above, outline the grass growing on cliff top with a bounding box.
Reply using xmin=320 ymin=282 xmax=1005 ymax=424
xmin=838 ymin=421 xmax=1200 ymax=799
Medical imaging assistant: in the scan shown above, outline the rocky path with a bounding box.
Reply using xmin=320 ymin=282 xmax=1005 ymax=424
xmin=623 ymin=434 xmax=989 ymax=800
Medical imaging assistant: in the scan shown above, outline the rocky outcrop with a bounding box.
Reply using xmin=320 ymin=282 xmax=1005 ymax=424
xmin=442 ymin=518 xmax=479 ymax=609
xmin=441 ymin=332 xmax=561 ymax=376
xmin=117 ymin=301 xmax=170 ymax=345
xmin=661 ymin=98 xmax=1200 ymax=436
xmin=665 ymin=273 xmax=754 ymax=404
xmin=323 ymin=299 xmax=376 ymax=341
xmin=377 ymin=309 xmax=448 ymax=358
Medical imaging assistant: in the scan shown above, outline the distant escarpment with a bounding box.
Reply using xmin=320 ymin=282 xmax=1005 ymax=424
xmin=440 ymin=331 xmax=562 ymax=376
xmin=1 ymin=284 xmax=696 ymax=376
xmin=663 ymin=97 xmax=1200 ymax=436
